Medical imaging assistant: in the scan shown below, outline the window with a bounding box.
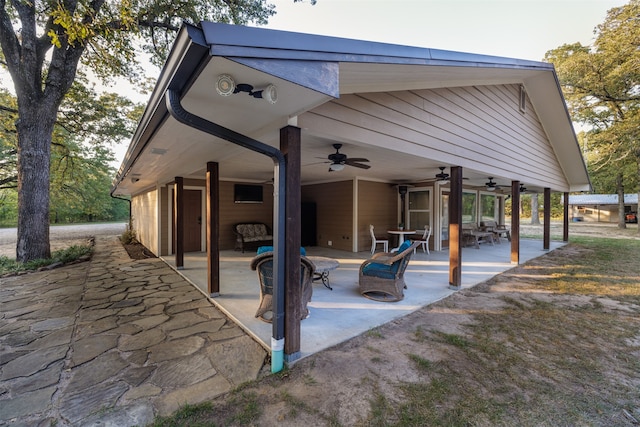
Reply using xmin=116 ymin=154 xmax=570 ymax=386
xmin=408 ymin=189 xmax=431 ymax=230
xmin=480 ymin=194 xmax=497 ymax=222
xmin=519 ymin=85 xmax=527 ymax=113
xmin=462 ymin=192 xmax=477 ymax=224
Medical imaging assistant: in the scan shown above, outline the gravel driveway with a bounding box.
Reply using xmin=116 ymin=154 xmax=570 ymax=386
xmin=0 ymin=222 xmax=127 ymax=258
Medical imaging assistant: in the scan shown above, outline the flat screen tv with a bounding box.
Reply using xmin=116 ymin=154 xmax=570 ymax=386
xmin=234 ymin=184 xmax=263 ymax=203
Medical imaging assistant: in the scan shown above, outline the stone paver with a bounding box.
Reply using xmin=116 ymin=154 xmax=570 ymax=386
xmin=0 ymin=235 xmax=268 ymax=426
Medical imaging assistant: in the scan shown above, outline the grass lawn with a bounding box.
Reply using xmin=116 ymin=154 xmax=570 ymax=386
xmin=150 ymin=236 xmax=640 ymax=426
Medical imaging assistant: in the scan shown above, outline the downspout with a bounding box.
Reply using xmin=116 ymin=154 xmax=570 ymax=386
xmin=110 ymin=193 xmax=132 ymax=232
xmin=166 ymin=89 xmax=287 ymax=373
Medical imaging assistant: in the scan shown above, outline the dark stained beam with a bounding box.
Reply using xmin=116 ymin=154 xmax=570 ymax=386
xmin=281 ymin=125 xmax=302 ymax=361
xmin=448 ymin=166 xmax=463 ymax=289
xmin=175 ymin=176 xmax=184 ymax=269
xmin=543 ymin=188 xmax=551 ymax=250
xmin=511 ymin=181 xmax=520 ymax=264
xmin=563 ymin=192 xmax=569 ymax=242
xmin=206 ymin=162 xmax=220 ymax=296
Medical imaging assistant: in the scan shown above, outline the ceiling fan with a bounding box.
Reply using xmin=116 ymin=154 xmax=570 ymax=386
xmin=430 ymin=166 xmax=468 ymax=183
xmin=326 ymin=144 xmax=370 ymax=171
xmin=485 ymin=177 xmax=503 ymax=191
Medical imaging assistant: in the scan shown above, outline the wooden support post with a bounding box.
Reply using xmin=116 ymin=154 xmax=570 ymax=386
xmin=511 ymin=181 xmax=520 ymax=264
xmin=543 ymin=188 xmax=551 ymax=250
xmin=174 ymin=176 xmax=184 ymax=269
xmin=281 ymin=125 xmax=302 ymax=361
xmin=206 ymin=162 xmax=220 ymax=296
xmin=448 ymin=166 xmax=463 ymax=289
xmin=563 ymin=192 xmax=569 ymax=242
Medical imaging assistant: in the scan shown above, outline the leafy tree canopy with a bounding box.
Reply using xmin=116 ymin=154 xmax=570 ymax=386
xmin=0 ymin=0 xmax=278 ymax=261
xmin=545 ymin=0 xmax=640 ymax=195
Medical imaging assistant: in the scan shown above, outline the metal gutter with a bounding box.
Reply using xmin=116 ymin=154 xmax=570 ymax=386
xmin=165 ymin=89 xmax=288 ymax=373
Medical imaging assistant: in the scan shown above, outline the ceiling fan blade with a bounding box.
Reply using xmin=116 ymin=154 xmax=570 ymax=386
xmin=346 ymin=158 xmax=369 ymax=163
xmin=346 ymin=161 xmax=371 ymax=169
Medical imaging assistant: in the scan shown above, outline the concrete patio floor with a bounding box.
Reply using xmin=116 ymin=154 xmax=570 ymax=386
xmin=164 ymin=238 xmax=564 ymax=360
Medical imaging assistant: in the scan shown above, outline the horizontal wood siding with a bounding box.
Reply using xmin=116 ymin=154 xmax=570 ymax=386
xmin=302 ymin=181 xmax=353 ymax=251
xmin=300 ymin=84 xmax=568 ymax=190
xmin=132 ymin=188 xmax=158 ymax=255
xmin=219 ymin=181 xmax=274 ymax=250
xmin=357 ymin=181 xmax=398 ymax=251
xmin=160 ymin=186 xmax=168 ymax=256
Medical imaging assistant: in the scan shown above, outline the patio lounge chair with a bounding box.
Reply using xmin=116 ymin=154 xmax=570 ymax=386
xmin=359 ymin=240 xmax=421 ymax=302
xmin=415 ymin=225 xmax=432 ymax=254
xmin=250 ymin=252 xmax=315 ymax=322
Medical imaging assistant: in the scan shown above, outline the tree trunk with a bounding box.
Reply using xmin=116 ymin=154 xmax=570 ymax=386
xmin=531 ymin=193 xmax=540 ymax=225
xmin=636 ymin=149 xmax=640 ymax=235
xmin=616 ymin=172 xmax=626 ymax=229
xmin=15 ymin=102 xmax=57 ymax=262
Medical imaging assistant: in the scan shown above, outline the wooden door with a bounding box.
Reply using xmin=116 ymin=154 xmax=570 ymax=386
xmin=171 ymin=189 xmax=202 ymax=253
xmin=183 ymin=190 xmax=202 ymax=252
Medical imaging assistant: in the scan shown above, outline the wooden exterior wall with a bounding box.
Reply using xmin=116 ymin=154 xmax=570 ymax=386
xmin=219 ymin=181 xmax=274 ymax=250
xmin=302 ymin=181 xmax=353 ymax=251
xmin=300 ymin=84 xmax=569 ymax=191
xmin=357 ymin=180 xmax=397 ymax=252
xmin=131 ymin=188 xmax=159 ymax=255
xmin=159 ymin=186 xmax=168 ymax=255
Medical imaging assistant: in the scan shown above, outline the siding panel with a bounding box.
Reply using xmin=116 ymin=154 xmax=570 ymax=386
xmin=302 ymin=181 xmax=353 ymax=251
xmin=132 ymin=188 xmax=158 ymax=255
xmin=302 ymin=84 xmax=568 ymax=189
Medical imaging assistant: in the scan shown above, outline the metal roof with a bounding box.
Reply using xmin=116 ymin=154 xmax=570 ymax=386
xmin=112 ymin=22 xmax=590 ymax=196
xmin=568 ymin=194 xmax=639 ymax=205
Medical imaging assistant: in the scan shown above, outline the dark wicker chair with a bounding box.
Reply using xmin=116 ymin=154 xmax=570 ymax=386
xmin=250 ymin=252 xmax=315 ymax=322
xmin=358 ymin=240 xmax=421 ymax=302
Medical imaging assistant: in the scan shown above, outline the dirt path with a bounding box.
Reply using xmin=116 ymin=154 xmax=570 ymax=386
xmin=0 ymin=223 xmax=126 ymax=258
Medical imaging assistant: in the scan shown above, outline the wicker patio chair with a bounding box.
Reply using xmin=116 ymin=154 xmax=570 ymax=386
xmin=358 ymin=240 xmax=421 ymax=302
xmin=250 ymin=252 xmax=315 ymax=322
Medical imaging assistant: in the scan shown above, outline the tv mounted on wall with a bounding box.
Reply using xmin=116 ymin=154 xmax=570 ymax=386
xmin=234 ymin=184 xmax=263 ymax=203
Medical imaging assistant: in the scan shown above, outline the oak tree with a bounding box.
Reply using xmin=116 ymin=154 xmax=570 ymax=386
xmin=545 ymin=0 xmax=639 ymax=230
xmin=0 ymin=0 xmax=276 ymax=261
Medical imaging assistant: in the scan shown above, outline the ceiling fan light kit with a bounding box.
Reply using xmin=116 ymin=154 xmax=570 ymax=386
xmin=326 ymin=143 xmax=370 ymax=172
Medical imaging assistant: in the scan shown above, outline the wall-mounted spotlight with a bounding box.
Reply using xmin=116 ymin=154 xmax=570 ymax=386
xmin=215 ymin=74 xmax=278 ymax=104
xmin=216 ymin=74 xmax=235 ymax=96
xmin=251 ymin=84 xmax=278 ymax=104
xmin=131 ymin=177 xmax=140 ymax=183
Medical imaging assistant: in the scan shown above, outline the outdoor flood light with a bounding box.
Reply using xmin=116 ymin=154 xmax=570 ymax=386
xmin=216 ymin=74 xmax=235 ymax=96
xmin=216 ymin=75 xmax=277 ymax=104
xmin=251 ymin=84 xmax=278 ymax=104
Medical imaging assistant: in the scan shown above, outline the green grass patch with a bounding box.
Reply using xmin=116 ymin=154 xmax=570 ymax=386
xmin=0 ymin=244 xmax=92 ymax=275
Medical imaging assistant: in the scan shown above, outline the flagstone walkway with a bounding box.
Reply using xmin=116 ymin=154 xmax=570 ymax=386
xmin=0 ymin=236 xmax=267 ymax=426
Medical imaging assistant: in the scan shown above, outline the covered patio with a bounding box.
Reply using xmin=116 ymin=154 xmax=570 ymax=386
xmin=164 ymin=238 xmax=564 ymax=359
xmin=112 ymin=22 xmax=590 ymax=369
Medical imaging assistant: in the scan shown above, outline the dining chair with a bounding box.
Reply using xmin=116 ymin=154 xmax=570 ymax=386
xmin=369 ymin=224 xmax=389 ymax=254
xmin=415 ymin=225 xmax=431 ymax=254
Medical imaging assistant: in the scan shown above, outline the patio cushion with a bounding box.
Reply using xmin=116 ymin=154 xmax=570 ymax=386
xmin=361 ymin=240 xmax=412 ymax=279
xmin=257 ymin=246 xmax=306 ymax=256
xmin=236 ymin=224 xmax=272 ymax=241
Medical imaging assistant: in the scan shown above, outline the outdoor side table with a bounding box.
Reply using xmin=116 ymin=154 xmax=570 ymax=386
xmin=307 ymin=256 xmax=339 ymax=290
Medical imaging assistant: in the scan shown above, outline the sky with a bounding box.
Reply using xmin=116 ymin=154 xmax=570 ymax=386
xmin=264 ymin=0 xmax=626 ymax=62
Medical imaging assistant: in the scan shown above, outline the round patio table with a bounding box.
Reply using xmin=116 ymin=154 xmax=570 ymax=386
xmin=307 ymin=256 xmax=339 ymax=290
xmin=387 ymin=229 xmax=416 ymax=251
